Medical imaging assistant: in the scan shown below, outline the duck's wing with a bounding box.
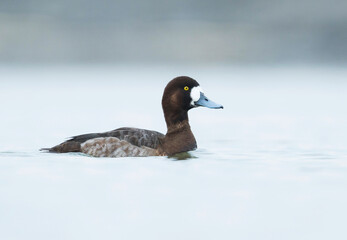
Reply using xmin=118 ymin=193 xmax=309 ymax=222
xmin=69 ymin=127 xmax=164 ymax=148
xmin=42 ymin=127 xmax=164 ymax=153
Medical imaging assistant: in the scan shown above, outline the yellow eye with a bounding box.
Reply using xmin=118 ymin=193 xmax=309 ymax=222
xmin=184 ymin=86 xmax=189 ymax=91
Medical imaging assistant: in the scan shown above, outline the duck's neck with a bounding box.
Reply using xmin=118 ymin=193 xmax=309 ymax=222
xmin=163 ymin=109 xmax=189 ymax=127
xmin=161 ymin=112 xmax=197 ymax=156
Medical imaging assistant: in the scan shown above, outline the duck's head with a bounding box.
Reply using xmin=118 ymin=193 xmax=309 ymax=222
xmin=162 ymin=76 xmax=223 ymax=126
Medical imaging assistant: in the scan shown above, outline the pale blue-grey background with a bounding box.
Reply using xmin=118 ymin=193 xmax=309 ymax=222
xmin=1 ymin=1 xmax=347 ymax=240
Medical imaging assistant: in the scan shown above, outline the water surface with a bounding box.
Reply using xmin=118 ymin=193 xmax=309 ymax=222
xmin=1 ymin=65 xmax=347 ymax=240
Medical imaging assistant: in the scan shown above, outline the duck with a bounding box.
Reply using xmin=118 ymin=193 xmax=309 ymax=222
xmin=41 ymin=76 xmax=223 ymax=157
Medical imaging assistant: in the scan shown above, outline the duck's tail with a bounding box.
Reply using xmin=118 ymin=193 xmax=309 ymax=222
xmin=40 ymin=141 xmax=81 ymax=153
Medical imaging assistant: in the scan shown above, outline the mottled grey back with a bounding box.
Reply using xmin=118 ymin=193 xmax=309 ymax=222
xmin=68 ymin=127 xmax=164 ymax=149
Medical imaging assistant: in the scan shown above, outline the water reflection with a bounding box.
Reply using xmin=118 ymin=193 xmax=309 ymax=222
xmin=168 ymin=152 xmax=197 ymax=160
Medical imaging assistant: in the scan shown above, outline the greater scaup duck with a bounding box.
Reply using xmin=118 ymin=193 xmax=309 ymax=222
xmin=42 ymin=76 xmax=223 ymax=157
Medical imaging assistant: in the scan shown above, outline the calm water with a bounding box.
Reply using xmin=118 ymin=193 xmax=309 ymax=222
xmin=1 ymin=65 xmax=347 ymax=240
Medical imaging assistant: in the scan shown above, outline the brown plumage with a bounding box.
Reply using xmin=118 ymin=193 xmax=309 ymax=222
xmin=41 ymin=76 xmax=223 ymax=157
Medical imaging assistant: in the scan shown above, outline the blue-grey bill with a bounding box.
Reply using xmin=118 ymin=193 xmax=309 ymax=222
xmin=195 ymin=92 xmax=223 ymax=109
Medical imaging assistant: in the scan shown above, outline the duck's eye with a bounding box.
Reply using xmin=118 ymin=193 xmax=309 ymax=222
xmin=184 ymin=86 xmax=189 ymax=91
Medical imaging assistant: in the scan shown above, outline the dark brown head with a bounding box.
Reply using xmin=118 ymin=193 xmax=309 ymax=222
xmin=162 ymin=76 xmax=223 ymax=127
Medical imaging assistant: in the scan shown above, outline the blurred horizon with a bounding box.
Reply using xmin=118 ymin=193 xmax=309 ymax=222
xmin=1 ymin=0 xmax=347 ymax=65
